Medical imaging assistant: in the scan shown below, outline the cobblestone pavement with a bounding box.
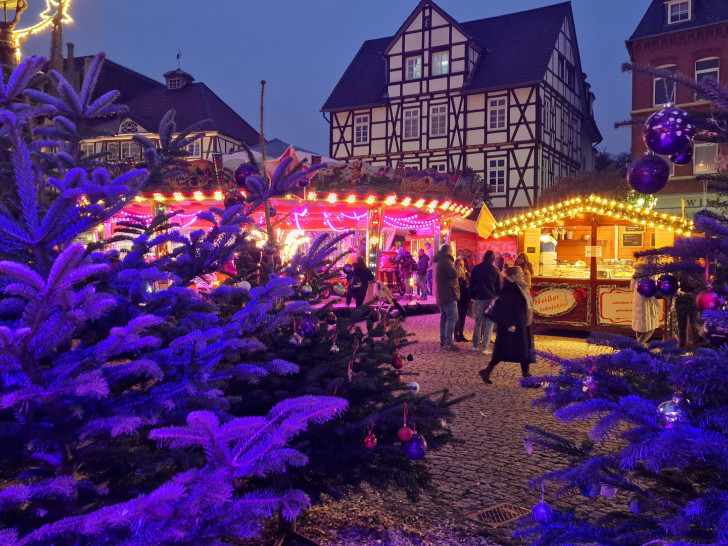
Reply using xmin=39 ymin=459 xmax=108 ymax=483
xmin=394 ymin=313 xmax=616 ymax=545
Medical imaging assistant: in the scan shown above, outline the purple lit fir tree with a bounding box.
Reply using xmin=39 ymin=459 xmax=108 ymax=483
xmin=518 ymin=66 xmax=728 ymax=545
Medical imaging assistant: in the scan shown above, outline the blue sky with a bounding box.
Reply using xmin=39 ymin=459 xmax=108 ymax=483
xmin=22 ymin=0 xmax=651 ymax=157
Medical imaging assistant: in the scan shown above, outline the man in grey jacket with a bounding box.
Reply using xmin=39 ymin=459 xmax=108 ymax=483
xmin=433 ymin=243 xmax=459 ymax=351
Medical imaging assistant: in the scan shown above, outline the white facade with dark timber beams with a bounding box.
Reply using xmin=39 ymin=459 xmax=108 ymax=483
xmin=322 ymin=1 xmax=601 ymax=211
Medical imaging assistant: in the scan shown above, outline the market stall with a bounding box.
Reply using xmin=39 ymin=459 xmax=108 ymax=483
xmin=491 ymin=195 xmax=694 ymax=332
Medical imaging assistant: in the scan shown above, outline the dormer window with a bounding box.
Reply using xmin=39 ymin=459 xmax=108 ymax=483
xmin=406 ymin=56 xmax=422 ymax=80
xmin=168 ymin=78 xmax=183 ymax=90
xmin=667 ymin=0 xmax=691 ymax=24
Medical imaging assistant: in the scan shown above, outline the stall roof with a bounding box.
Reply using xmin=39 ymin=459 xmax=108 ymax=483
xmin=492 ymin=195 xmax=694 ymax=238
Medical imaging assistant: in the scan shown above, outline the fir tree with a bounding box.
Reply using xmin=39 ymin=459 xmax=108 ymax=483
xmin=518 ymin=65 xmax=728 ymax=545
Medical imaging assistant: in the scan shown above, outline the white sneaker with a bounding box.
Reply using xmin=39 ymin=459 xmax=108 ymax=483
xmin=482 ymin=348 xmax=490 ymax=355
xmin=468 ymin=345 xmax=479 ymax=352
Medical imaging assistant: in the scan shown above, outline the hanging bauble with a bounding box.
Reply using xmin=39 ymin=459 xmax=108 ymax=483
xmin=701 ymin=314 xmax=728 ymax=347
xmin=298 ymin=314 xmax=319 ymax=337
xmin=532 ymin=501 xmax=553 ymax=524
xmin=343 ymin=263 xmax=354 ymax=275
xmin=388 ymin=307 xmax=402 ymax=319
xmin=628 ymin=496 xmax=643 ymax=514
xmin=332 ymin=282 xmax=346 ymax=297
xmin=582 ymin=375 xmax=598 ymax=397
xmin=289 ymin=333 xmax=303 ymax=347
xmin=658 ymin=396 xmax=688 ymax=428
xmin=542 ymin=382 xmax=558 ymax=398
xmin=656 ymin=274 xmax=679 ymax=296
xmin=398 ymin=426 xmax=414 ymax=442
xmin=234 ymin=162 xmax=258 ymax=188
xmin=407 ymin=353 xmax=414 ymax=362
xmin=224 ymin=191 xmax=246 ymax=208
xmin=392 ymin=356 xmax=405 ymax=370
xmin=401 ymin=434 xmax=428 ymax=460
xmin=330 ymin=343 xmax=340 ymax=353
xmin=600 ymin=484 xmax=616 ymax=498
xmin=627 ymin=155 xmax=671 ymax=195
xmin=325 ymin=312 xmax=338 ymax=325
xmin=407 ymin=381 xmax=420 ymax=394
xmin=369 ymin=309 xmax=382 ymax=322
xmin=438 ymin=418 xmax=448 ymax=428
xmin=300 ymin=283 xmax=313 ymax=295
xmin=643 ymin=106 xmax=696 ymax=156
xmin=273 ymin=297 xmax=285 ymax=312
xmin=669 ymin=145 xmax=693 ymax=165
xmin=238 ymin=280 xmax=252 ymax=294
xmin=696 ymin=288 xmax=723 ymax=311
xmin=268 ymin=206 xmax=277 ymax=217
xmin=364 ymin=433 xmax=377 ymax=449
xmin=636 ymin=278 xmax=658 ymax=298
xmin=579 ymin=483 xmax=600 ymax=498
xmin=299 ymin=177 xmax=310 ymax=187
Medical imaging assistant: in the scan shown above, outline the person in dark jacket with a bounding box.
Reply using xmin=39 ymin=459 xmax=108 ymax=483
xmin=469 ymin=250 xmax=502 ymax=353
xmin=478 ymin=266 xmax=534 ymax=384
xmin=433 ymin=243 xmax=459 ymax=351
xmin=416 ymin=248 xmax=429 ymax=301
xmin=454 ymin=258 xmax=471 ymax=342
xmin=349 ymin=256 xmax=375 ymax=307
xmin=675 ymin=272 xmax=703 ymax=349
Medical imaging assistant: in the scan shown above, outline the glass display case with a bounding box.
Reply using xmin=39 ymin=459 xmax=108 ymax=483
xmin=596 ymin=258 xmax=635 ymax=279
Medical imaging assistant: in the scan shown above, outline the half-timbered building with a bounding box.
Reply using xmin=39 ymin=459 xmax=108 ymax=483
xmin=322 ymin=1 xmax=601 ymax=211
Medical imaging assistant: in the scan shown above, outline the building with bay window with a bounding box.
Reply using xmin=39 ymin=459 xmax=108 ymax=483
xmin=321 ymin=0 xmax=601 ymax=211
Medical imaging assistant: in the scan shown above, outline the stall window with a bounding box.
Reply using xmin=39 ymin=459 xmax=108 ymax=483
xmin=488 ymin=158 xmax=506 ymax=194
xmin=694 ymin=143 xmax=717 ymax=173
xmin=403 ymin=108 xmax=420 ymax=140
xmin=105 ymin=142 xmax=118 ymax=160
xmin=80 ymin=143 xmax=94 ymax=157
xmin=654 ymin=65 xmax=676 ymax=106
xmin=488 ymin=97 xmax=506 ymax=130
xmin=354 ymin=115 xmax=370 ymax=144
xmin=186 ymin=142 xmax=201 ymax=157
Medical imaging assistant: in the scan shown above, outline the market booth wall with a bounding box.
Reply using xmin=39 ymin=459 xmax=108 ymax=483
xmin=489 ymin=195 xmax=694 ymax=333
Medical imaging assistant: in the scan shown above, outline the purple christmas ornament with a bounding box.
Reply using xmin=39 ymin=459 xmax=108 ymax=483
xmin=343 ymin=263 xmax=354 ymax=275
xmin=298 ymin=313 xmax=320 ymax=337
xmin=532 ymin=501 xmax=553 ymax=524
xmin=637 ymin=278 xmax=658 ymax=298
xmin=643 ymin=106 xmax=696 ymax=156
xmin=234 ymin=162 xmax=258 ymax=189
xmin=401 ymin=433 xmax=427 ymax=460
xmin=656 ymin=274 xmax=679 ymax=296
xmin=669 ymin=146 xmax=693 ymax=165
xmin=627 ymin=155 xmax=671 ymax=194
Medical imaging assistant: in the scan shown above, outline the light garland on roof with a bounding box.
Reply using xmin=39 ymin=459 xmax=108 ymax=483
xmin=492 ymin=195 xmax=694 ymax=238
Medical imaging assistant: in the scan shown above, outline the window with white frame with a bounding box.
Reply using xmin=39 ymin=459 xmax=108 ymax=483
xmin=429 ymin=162 xmax=447 ymax=173
xmin=694 ymin=143 xmax=718 ymax=173
xmin=403 ymin=108 xmax=420 ymax=140
xmin=120 ymin=120 xmax=139 ymax=134
xmin=654 ymin=65 xmax=677 ymax=106
xmin=430 ymin=105 xmax=447 ymax=137
xmin=406 ymin=56 xmax=422 ymax=80
xmin=488 ymin=158 xmax=506 ymax=194
xmin=105 ymin=142 xmax=118 ymax=160
xmin=354 ymin=114 xmax=370 ymax=144
xmin=696 ymin=58 xmax=719 ymax=85
xmin=168 ymin=78 xmax=182 ymax=90
xmin=432 ymin=52 xmax=449 ymax=76
xmin=80 ymin=143 xmax=94 ymax=157
xmin=186 ymin=141 xmax=201 ymax=157
xmin=667 ymin=0 xmax=690 ymax=24
xmin=120 ymin=141 xmax=141 ymax=160
xmin=488 ymin=97 xmax=506 ymax=130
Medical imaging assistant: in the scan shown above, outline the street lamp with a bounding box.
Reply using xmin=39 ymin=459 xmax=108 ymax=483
xmin=0 ymin=0 xmax=27 ymax=66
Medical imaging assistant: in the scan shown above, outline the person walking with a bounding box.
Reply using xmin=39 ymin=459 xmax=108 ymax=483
xmin=425 ymin=241 xmax=434 ymax=296
xmin=469 ymin=250 xmax=501 ymax=353
xmin=454 ymin=258 xmax=471 ymax=342
xmin=478 ymin=266 xmax=534 ymax=384
xmin=416 ymin=248 xmax=429 ymax=301
xmin=433 ymin=243 xmax=459 ymax=351
xmin=349 ymin=256 xmax=375 ymax=308
xmin=675 ymin=272 xmax=702 ymax=349
xmin=631 ymin=259 xmax=662 ymax=345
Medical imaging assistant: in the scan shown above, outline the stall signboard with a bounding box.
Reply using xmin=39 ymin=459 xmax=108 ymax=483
xmin=622 ymin=233 xmax=644 ymax=247
xmin=533 ymin=287 xmax=579 ymax=317
xmin=585 ymin=246 xmax=602 ymax=257
xmin=598 ymin=285 xmax=665 ymax=326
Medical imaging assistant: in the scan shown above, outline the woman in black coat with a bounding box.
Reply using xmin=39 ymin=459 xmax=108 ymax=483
xmin=454 ymin=258 xmax=471 ymax=342
xmin=479 ymin=266 xmax=534 ymax=384
xmin=349 ymin=256 xmax=375 ymax=307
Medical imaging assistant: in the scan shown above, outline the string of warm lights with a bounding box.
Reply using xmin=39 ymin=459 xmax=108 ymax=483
xmin=492 ymin=195 xmax=694 ymax=238
xmin=13 ymin=1 xmax=74 ymax=64
xmin=135 ymin=190 xmax=474 ymax=218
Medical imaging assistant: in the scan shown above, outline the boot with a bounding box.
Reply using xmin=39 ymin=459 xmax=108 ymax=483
xmin=479 ymin=363 xmax=495 ymax=384
xmin=520 ymin=362 xmax=531 ymax=378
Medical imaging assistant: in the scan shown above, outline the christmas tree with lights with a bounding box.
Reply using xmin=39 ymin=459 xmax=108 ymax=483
xmin=518 ymin=66 xmax=728 ymax=545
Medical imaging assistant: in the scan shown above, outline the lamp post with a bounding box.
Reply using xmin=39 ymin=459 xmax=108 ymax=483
xmin=0 ymin=0 xmax=27 ymax=66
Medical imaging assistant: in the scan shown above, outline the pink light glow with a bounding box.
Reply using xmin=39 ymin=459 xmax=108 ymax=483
xmin=294 ymin=208 xmax=308 ymax=231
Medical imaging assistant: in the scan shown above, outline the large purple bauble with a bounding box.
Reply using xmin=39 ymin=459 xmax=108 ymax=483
xmin=343 ymin=263 xmax=354 ymax=275
xmin=234 ymin=163 xmax=258 ymax=189
xmin=401 ymin=433 xmax=427 ymax=460
xmin=669 ymin=146 xmax=693 ymax=165
xmin=579 ymin=483 xmax=600 ymax=498
xmin=627 ymin=155 xmax=671 ymax=194
xmin=643 ymin=106 xmax=696 ymax=156
xmin=637 ymin=278 xmax=658 ymax=298
xmin=298 ymin=313 xmax=320 ymax=337
xmin=532 ymin=501 xmax=553 ymax=524
xmin=656 ymin=274 xmax=679 ymax=296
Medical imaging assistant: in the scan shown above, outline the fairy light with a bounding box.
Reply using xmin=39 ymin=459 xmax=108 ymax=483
xmin=327 ymin=193 xmax=337 ymax=204
xmin=193 ymin=191 xmax=205 ymax=201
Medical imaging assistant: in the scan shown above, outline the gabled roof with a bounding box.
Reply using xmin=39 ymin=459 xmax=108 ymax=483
xmin=322 ymin=2 xmax=571 ymax=112
xmin=629 ymin=0 xmax=728 ymax=41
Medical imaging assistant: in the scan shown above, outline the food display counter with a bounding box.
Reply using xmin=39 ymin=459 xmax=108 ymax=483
xmin=491 ymin=195 xmax=694 ymax=332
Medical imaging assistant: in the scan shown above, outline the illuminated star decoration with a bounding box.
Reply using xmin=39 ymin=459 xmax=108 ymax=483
xmin=13 ymin=0 xmax=74 ymax=63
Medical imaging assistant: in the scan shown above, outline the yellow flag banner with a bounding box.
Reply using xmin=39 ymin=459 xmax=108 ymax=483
xmin=475 ymin=204 xmax=496 ymax=239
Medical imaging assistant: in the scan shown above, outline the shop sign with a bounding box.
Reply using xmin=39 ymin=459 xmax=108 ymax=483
xmin=598 ymin=286 xmax=633 ymax=325
xmin=533 ymin=287 xmax=578 ymax=317
xmin=585 ymin=246 xmax=602 ymax=257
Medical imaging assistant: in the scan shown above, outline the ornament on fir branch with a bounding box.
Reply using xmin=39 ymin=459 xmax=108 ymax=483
xmin=669 ymin=146 xmax=693 ymax=165
xmin=398 ymin=426 xmax=414 ymax=442
xmin=658 ymin=395 xmax=688 ymax=428
xmin=369 ymin=309 xmax=382 ymax=322
xmin=343 ymin=263 xmax=353 ymax=275
xmin=407 ymin=353 xmax=414 ymax=362
xmin=234 ymin=162 xmax=258 ymax=188
xmin=298 ymin=314 xmax=319 ymax=337
xmin=289 ymin=333 xmax=303 ymax=347
xmin=533 ymin=485 xmax=553 ymax=524
xmin=628 ymin=496 xmax=644 ymax=514
xmin=600 ymin=484 xmax=616 ymax=498
xmin=299 ymin=177 xmax=309 ymax=187
xmin=579 ymin=483 xmax=601 ymax=498
xmin=656 ymin=274 xmax=679 ymax=296
xmin=332 ymin=282 xmax=346 ymax=297
xmin=696 ymin=287 xmax=723 ymax=311
xmin=407 ymin=381 xmax=420 ymax=394
xmin=438 ymin=418 xmax=448 ymax=428
xmin=643 ymin=105 xmax=696 ymax=156
xmin=268 ymin=206 xmax=277 ymax=217
xmin=325 ymin=312 xmax=338 ymax=325
xmin=364 ymin=423 xmax=377 ymax=450
xmin=582 ymin=375 xmax=598 ymax=397
xmin=627 ymin=155 xmax=671 ymax=195
xmin=392 ymin=355 xmax=405 ymax=370
xmin=637 ymin=278 xmax=658 ymax=298
xmin=238 ymin=280 xmax=251 ymax=294
xmin=300 ymin=283 xmax=312 ymax=295
xmin=273 ymin=297 xmax=285 ymax=312
xmin=401 ymin=433 xmax=427 ymax=460
xmin=701 ymin=314 xmax=728 ymax=347
xmin=330 ymin=343 xmax=340 ymax=353
xmin=224 ymin=191 xmax=246 ymax=208
xmin=263 ymin=242 xmax=278 ymax=256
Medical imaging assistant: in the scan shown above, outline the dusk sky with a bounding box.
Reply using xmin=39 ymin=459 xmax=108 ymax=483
xmin=22 ymin=0 xmax=653 ymax=157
